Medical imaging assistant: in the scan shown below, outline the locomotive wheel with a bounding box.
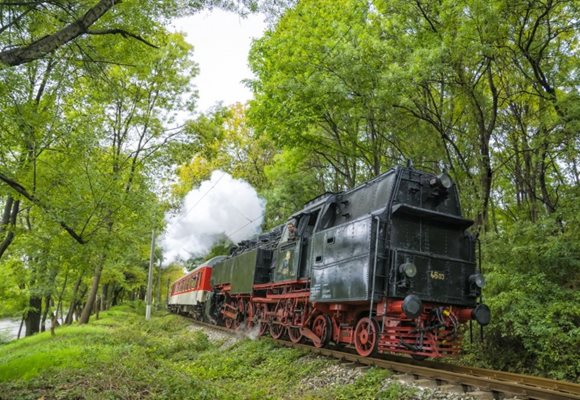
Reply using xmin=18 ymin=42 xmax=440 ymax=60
xmin=269 ymin=322 xmax=286 ymax=339
xmin=234 ymin=299 xmax=245 ymax=329
xmin=288 ymin=326 xmax=303 ymax=343
xmin=256 ymin=304 xmax=268 ymax=336
xmin=245 ymin=301 xmax=255 ymax=329
xmin=311 ymin=314 xmax=332 ymax=348
xmin=354 ymin=317 xmax=379 ymax=357
xmin=225 ymin=317 xmax=233 ymax=329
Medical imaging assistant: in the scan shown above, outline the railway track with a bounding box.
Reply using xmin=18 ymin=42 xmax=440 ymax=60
xmin=187 ymin=318 xmax=580 ymax=400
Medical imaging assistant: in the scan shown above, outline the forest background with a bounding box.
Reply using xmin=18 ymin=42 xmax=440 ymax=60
xmin=0 ymin=0 xmax=577 ymax=382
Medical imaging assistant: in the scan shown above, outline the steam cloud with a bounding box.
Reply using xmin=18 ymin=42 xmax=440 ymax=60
xmin=162 ymin=171 xmax=265 ymax=264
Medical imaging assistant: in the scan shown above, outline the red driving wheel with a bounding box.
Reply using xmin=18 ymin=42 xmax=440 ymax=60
xmin=269 ymin=301 xmax=286 ymax=339
xmin=269 ymin=322 xmax=285 ymax=339
xmin=288 ymin=326 xmax=303 ymax=343
xmin=233 ymin=299 xmax=245 ymax=329
xmin=258 ymin=305 xmax=268 ymax=336
xmin=354 ymin=317 xmax=379 ymax=357
xmin=311 ymin=314 xmax=331 ymax=348
xmin=245 ymin=301 xmax=255 ymax=329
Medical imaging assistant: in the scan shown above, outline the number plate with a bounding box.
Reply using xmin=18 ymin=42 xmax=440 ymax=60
xmin=430 ymin=271 xmax=446 ymax=280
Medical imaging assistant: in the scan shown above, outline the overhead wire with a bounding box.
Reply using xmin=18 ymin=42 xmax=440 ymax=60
xmin=225 ymin=215 xmax=263 ymax=240
xmin=181 ymin=171 xmax=226 ymax=217
xmin=172 ymin=171 xmax=263 ymax=260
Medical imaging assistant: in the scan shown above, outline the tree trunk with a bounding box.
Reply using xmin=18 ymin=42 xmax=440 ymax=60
xmin=25 ymin=296 xmax=42 ymax=336
xmin=156 ymin=262 xmax=162 ymax=310
xmin=50 ymin=313 xmax=57 ymax=336
xmin=95 ymin=296 xmax=100 ymax=320
xmin=106 ymin=283 xmax=115 ymax=309
xmin=101 ymin=283 xmax=108 ymax=311
xmin=17 ymin=315 xmax=24 ymax=339
xmin=0 ymin=197 xmax=20 ymax=260
xmin=56 ymin=268 xmax=69 ymax=322
xmin=0 ymin=0 xmax=120 ymax=66
xmin=111 ymin=286 xmax=122 ymax=306
xmin=79 ymin=256 xmax=105 ymax=324
xmin=40 ymin=294 xmax=51 ymax=332
xmin=477 ymin=149 xmax=493 ymax=234
xmin=0 ymin=196 xmax=13 ymax=232
xmin=65 ymin=275 xmax=83 ymax=324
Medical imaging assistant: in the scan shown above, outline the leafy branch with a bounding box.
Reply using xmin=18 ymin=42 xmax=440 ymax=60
xmin=0 ymin=171 xmax=87 ymax=244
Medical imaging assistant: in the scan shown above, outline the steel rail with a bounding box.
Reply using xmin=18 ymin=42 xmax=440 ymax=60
xmin=186 ymin=318 xmax=580 ymax=400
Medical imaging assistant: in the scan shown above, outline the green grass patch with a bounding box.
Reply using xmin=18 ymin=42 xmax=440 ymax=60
xmin=0 ymin=324 xmax=116 ymax=382
xmin=0 ymin=304 xmax=421 ymax=399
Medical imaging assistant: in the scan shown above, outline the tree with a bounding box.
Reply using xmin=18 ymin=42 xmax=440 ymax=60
xmin=0 ymin=0 xmax=265 ymax=67
xmin=0 ymin=7 xmax=198 ymax=331
xmin=0 ymin=0 xmax=128 ymax=67
xmin=249 ymin=0 xmax=415 ymax=190
xmin=249 ymin=0 xmax=579 ymax=230
xmin=173 ymin=103 xmax=275 ymax=195
xmin=72 ymin=32 xmax=196 ymax=324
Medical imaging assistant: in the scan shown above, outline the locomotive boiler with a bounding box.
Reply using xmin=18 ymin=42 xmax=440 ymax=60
xmin=169 ymin=165 xmax=490 ymax=359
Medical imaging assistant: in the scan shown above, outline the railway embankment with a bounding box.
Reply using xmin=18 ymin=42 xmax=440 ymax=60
xmin=0 ymin=303 xmax=483 ymax=399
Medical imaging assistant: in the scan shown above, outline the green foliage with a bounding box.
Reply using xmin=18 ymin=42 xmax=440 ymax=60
xmin=465 ymin=193 xmax=580 ymax=381
xmin=0 ymin=305 xmax=207 ymax=399
xmin=249 ymin=0 xmax=579 ymax=223
xmin=172 ymin=103 xmax=276 ymax=198
xmin=0 ymin=0 xmax=200 ymax=331
xmin=262 ymin=147 xmax=324 ymax=227
xmin=249 ymin=0 xmax=417 ymax=189
xmin=0 ymin=259 xmax=27 ymax=318
xmin=376 ymin=381 xmax=419 ymax=400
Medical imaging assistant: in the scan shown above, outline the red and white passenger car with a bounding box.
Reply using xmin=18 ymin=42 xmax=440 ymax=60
xmin=168 ymin=256 xmax=226 ymax=320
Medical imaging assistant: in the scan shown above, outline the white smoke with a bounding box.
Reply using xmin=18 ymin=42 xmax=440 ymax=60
xmin=162 ymin=170 xmax=265 ymax=264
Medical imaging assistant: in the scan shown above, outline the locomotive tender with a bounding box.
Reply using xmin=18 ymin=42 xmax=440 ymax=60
xmin=169 ymin=165 xmax=490 ymax=359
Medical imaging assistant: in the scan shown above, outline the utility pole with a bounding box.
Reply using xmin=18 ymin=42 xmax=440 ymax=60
xmin=156 ymin=258 xmax=162 ymax=310
xmin=145 ymin=229 xmax=156 ymax=321
xmin=166 ymin=278 xmax=171 ymax=306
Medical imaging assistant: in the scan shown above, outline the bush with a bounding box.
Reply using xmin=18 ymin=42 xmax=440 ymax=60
xmin=469 ymin=207 xmax=580 ymax=381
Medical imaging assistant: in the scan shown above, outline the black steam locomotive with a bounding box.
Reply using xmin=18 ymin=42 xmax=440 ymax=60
xmin=169 ymin=165 xmax=489 ymax=359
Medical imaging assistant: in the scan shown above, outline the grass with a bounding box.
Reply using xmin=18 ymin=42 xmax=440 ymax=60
xmin=0 ymin=304 xmax=419 ymax=399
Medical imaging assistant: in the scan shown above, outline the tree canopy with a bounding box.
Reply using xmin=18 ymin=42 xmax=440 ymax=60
xmin=0 ymin=0 xmax=200 ymax=331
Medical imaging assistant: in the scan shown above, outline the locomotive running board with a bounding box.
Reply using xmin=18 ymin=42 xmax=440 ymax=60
xmin=391 ymin=204 xmax=473 ymax=228
xmin=300 ymin=327 xmax=321 ymax=347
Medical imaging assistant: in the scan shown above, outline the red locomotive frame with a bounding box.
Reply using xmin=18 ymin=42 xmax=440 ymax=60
xmin=212 ymin=277 xmax=475 ymax=359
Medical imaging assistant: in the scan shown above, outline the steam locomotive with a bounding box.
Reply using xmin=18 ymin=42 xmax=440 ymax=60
xmin=168 ymin=165 xmax=490 ymax=359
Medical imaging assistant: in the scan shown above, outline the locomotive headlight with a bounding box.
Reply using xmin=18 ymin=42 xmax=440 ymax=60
xmin=472 ymin=304 xmax=491 ymax=326
xmin=429 ymin=173 xmax=453 ymax=190
xmin=469 ymin=273 xmax=486 ymax=288
xmin=402 ymin=294 xmax=422 ymax=319
xmin=400 ymin=262 xmax=417 ymax=278
xmin=438 ymin=173 xmax=453 ymax=189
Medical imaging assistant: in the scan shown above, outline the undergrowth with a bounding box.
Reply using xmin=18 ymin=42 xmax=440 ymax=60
xmin=0 ymin=304 xmax=416 ymax=399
